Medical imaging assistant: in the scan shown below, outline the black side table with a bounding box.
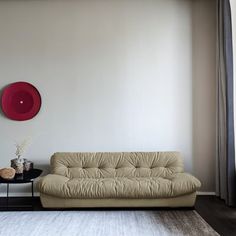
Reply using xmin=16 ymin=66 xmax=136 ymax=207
xmin=0 ymin=168 xmax=42 ymax=209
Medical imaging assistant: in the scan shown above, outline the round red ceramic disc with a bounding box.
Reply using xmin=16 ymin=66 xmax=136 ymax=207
xmin=1 ymin=82 xmax=41 ymax=121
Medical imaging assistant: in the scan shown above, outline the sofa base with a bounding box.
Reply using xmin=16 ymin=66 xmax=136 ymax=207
xmin=40 ymin=192 xmax=197 ymax=208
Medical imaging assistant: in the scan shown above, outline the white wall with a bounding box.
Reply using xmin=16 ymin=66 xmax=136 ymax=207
xmin=232 ymin=0 xmax=236 ymax=70
xmin=0 ymin=0 xmax=216 ymax=195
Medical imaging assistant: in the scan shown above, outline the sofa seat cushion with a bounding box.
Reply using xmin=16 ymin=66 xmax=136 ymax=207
xmin=37 ymin=173 xmax=201 ymax=199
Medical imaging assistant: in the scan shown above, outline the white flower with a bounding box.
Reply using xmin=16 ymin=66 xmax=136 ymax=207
xmin=14 ymin=138 xmax=31 ymax=159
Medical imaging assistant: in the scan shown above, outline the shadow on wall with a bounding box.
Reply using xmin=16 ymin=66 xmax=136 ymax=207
xmin=36 ymin=164 xmax=50 ymax=176
xmin=191 ymin=0 xmax=216 ymax=192
xmin=0 ymin=84 xmax=9 ymax=120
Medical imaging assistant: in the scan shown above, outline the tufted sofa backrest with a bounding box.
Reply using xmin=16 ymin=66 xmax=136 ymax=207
xmin=51 ymin=152 xmax=184 ymax=179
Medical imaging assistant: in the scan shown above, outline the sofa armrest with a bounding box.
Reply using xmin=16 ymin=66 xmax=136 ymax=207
xmin=170 ymin=173 xmax=201 ymax=195
xmin=37 ymin=174 xmax=70 ymax=197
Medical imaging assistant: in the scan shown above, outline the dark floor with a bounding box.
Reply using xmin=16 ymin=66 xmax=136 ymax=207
xmin=0 ymin=195 xmax=235 ymax=236
xmin=195 ymin=196 xmax=236 ymax=236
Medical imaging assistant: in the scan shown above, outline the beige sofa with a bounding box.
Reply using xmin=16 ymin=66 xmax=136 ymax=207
xmin=37 ymin=152 xmax=201 ymax=208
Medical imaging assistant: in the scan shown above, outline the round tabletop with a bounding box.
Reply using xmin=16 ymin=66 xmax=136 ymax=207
xmin=0 ymin=169 xmax=43 ymax=183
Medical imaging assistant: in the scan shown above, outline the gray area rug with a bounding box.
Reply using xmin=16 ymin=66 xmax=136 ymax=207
xmin=0 ymin=210 xmax=219 ymax=236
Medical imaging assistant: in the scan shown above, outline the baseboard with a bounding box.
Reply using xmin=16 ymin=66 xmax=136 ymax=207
xmin=197 ymin=192 xmax=216 ymax=196
xmin=0 ymin=192 xmax=40 ymax=197
xmin=0 ymin=191 xmax=216 ymax=197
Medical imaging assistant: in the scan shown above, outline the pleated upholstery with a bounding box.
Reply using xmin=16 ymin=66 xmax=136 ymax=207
xmin=50 ymin=152 xmax=184 ymax=179
xmin=37 ymin=152 xmax=201 ymax=199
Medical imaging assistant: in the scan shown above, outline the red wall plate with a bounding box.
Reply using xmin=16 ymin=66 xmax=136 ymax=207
xmin=1 ymin=82 xmax=41 ymax=121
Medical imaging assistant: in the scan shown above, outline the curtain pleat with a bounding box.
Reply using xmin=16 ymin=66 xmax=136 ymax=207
xmin=216 ymin=0 xmax=236 ymax=206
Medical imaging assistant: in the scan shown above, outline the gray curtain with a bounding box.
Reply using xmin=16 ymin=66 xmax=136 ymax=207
xmin=216 ymin=0 xmax=236 ymax=206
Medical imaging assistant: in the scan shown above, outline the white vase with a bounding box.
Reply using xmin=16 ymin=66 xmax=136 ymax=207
xmin=11 ymin=158 xmax=24 ymax=174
